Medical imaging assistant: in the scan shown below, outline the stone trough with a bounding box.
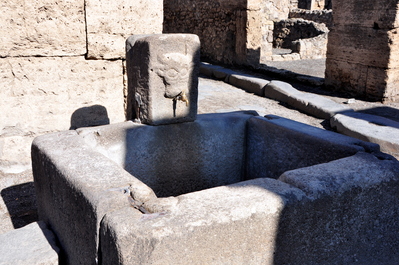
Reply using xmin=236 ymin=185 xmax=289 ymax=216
xmin=31 ymin=34 xmax=399 ymax=264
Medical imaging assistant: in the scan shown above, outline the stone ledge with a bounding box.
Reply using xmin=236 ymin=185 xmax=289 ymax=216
xmin=331 ymin=112 xmax=399 ymax=156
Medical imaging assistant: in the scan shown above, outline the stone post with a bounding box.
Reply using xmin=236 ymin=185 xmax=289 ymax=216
xmin=325 ymin=0 xmax=399 ymax=102
xmin=125 ymin=34 xmax=200 ymax=125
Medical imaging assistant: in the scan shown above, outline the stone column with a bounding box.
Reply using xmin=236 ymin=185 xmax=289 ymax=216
xmin=325 ymin=0 xmax=399 ymax=102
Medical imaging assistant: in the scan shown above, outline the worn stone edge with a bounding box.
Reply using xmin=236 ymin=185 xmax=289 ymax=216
xmin=199 ymin=62 xmax=399 ymax=156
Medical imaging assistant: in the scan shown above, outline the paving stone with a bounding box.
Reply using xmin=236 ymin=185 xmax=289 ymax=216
xmin=264 ymin=80 xmax=352 ymax=119
xmin=0 ymin=221 xmax=59 ymax=265
xmin=228 ymin=74 xmax=270 ymax=96
xmin=331 ymin=112 xmax=399 ymax=155
xmin=263 ymin=80 xmax=304 ymax=102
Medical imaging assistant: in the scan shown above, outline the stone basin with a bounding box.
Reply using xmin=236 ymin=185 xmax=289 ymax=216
xmin=32 ymin=111 xmax=399 ymax=265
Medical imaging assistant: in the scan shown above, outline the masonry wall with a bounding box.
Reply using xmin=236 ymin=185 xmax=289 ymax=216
xmin=325 ymin=0 xmax=399 ymax=102
xmin=164 ymin=0 xmax=298 ymax=66
xmin=0 ymin=0 xmax=163 ymax=173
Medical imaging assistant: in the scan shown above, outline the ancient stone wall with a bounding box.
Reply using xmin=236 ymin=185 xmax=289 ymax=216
xmin=289 ymin=9 xmax=333 ymax=28
xmin=0 ymin=0 xmax=163 ymax=173
xmin=325 ymin=0 xmax=399 ymax=102
xmin=273 ymin=19 xmax=328 ymax=49
xmin=163 ymin=0 xmax=252 ymax=65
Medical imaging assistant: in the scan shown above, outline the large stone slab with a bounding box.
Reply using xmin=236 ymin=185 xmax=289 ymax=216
xmin=246 ymin=115 xmax=379 ymax=179
xmin=0 ymin=57 xmax=125 ymax=170
xmin=275 ymin=152 xmax=399 ymax=264
xmin=331 ymin=112 xmax=399 ymax=156
xmin=125 ymin=34 xmax=200 ymax=125
xmin=86 ymin=0 xmax=163 ymax=59
xmin=0 ymin=221 xmax=59 ymax=265
xmin=0 ymin=0 xmax=86 ymax=57
xmin=100 ymin=178 xmax=306 ymax=264
xmin=32 ymin=130 xmax=148 ymax=265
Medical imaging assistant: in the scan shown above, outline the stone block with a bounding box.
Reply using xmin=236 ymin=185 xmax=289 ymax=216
xmin=86 ymin=0 xmax=163 ymax=59
xmin=0 ymin=0 xmax=86 ymax=57
xmin=327 ymin=26 xmax=396 ymax=69
xmin=287 ymin=92 xmax=353 ymax=119
xmin=332 ymin=0 xmax=399 ymax=29
xmin=325 ymin=58 xmax=399 ymax=101
xmin=125 ymin=34 xmax=200 ymax=125
xmin=263 ymin=80 xmax=303 ymax=102
xmin=32 ymin=112 xmax=255 ymax=264
xmin=0 ymin=221 xmax=59 ymax=265
xmin=32 ymin=130 xmax=148 ymax=265
xmin=331 ymin=112 xmax=399 ymax=155
xmin=246 ymin=115 xmax=379 ymax=179
xmin=0 ymin=57 xmax=125 ymax=169
xmin=228 ymin=74 xmax=270 ymax=96
xmin=76 ymin=112 xmax=255 ymax=197
xmin=100 ymin=177 xmax=306 ymax=265
xmin=33 ymin=111 xmax=399 ymax=264
xmin=274 ymin=152 xmax=399 ymax=264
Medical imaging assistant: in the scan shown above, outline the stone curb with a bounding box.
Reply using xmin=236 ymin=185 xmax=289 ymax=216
xmin=200 ymin=63 xmax=353 ymax=119
xmin=199 ymin=62 xmax=399 ymax=156
xmin=331 ymin=112 xmax=399 ymax=156
xmin=0 ymin=221 xmax=59 ymax=265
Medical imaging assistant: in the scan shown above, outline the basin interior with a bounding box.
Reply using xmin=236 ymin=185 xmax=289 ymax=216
xmin=79 ymin=112 xmax=367 ymax=198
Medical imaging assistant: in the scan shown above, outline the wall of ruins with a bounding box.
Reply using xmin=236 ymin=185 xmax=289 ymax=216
xmin=163 ymin=0 xmax=299 ymax=66
xmin=325 ymin=0 xmax=399 ymax=102
xmin=0 ymin=0 xmax=163 ymax=173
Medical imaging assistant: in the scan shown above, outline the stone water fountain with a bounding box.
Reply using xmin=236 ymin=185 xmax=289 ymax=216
xmin=32 ymin=34 xmax=399 ymax=265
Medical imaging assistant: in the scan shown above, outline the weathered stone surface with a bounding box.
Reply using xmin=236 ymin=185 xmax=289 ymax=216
xmin=100 ymin=177 xmax=306 ymax=265
xmin=0 ymin=0 xmax=86 ymax=57
xmin=292 ymin=33 xmax=328 ymax=60
xmin=32 ymin=130 xmax=143 ymax=265
xmin=228 ymin=74 xmax=270 ymax=96
xmin=164 ymin=0 xmax=265 ymax=66
xmin=125 ymin=34 xmax=200 ymax=125
xmin=0 ymin=57 xmax=125 ymax=170
xmin=77 ymin=112 xmax=256 ymax=197
xmin=33 ymin=112 xmax=255 ymax=263
xmin=280 ymin=151 xmax=399 ymax=199
xmin=274 ymin=152 xmax=399 ymax=264
xmin=101 ymin=151 xmax=399 ymax=264
xmin=325 ymin=0 xmax=399 ymax=102
xmin=273 ymin=19 xmax=328 ymax=49
xmin=327 ymin=26 xmax=397 ymax=69
xmin=246 ymin=115 xmax=379 ymax=179
xmin=289 ymin=8 xmax=333 ymax=28
xmin=86 ymin=0 xmax=163 ymax=59
xmin=331 ymin=112 xmax=399 ymax=156
xmin=264 ymin=80 xmax=302 ymax=102
xmin=0 ymin=221 xmax=59 ymax=265
xmin=288 ymin=92 xmax=353 ymax=119
xmin=332 ymin=0 xmax=399 ymax=29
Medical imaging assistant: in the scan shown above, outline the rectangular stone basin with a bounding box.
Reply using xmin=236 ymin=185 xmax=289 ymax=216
xmin=32 ymin=112 xmax=399 ymax=265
